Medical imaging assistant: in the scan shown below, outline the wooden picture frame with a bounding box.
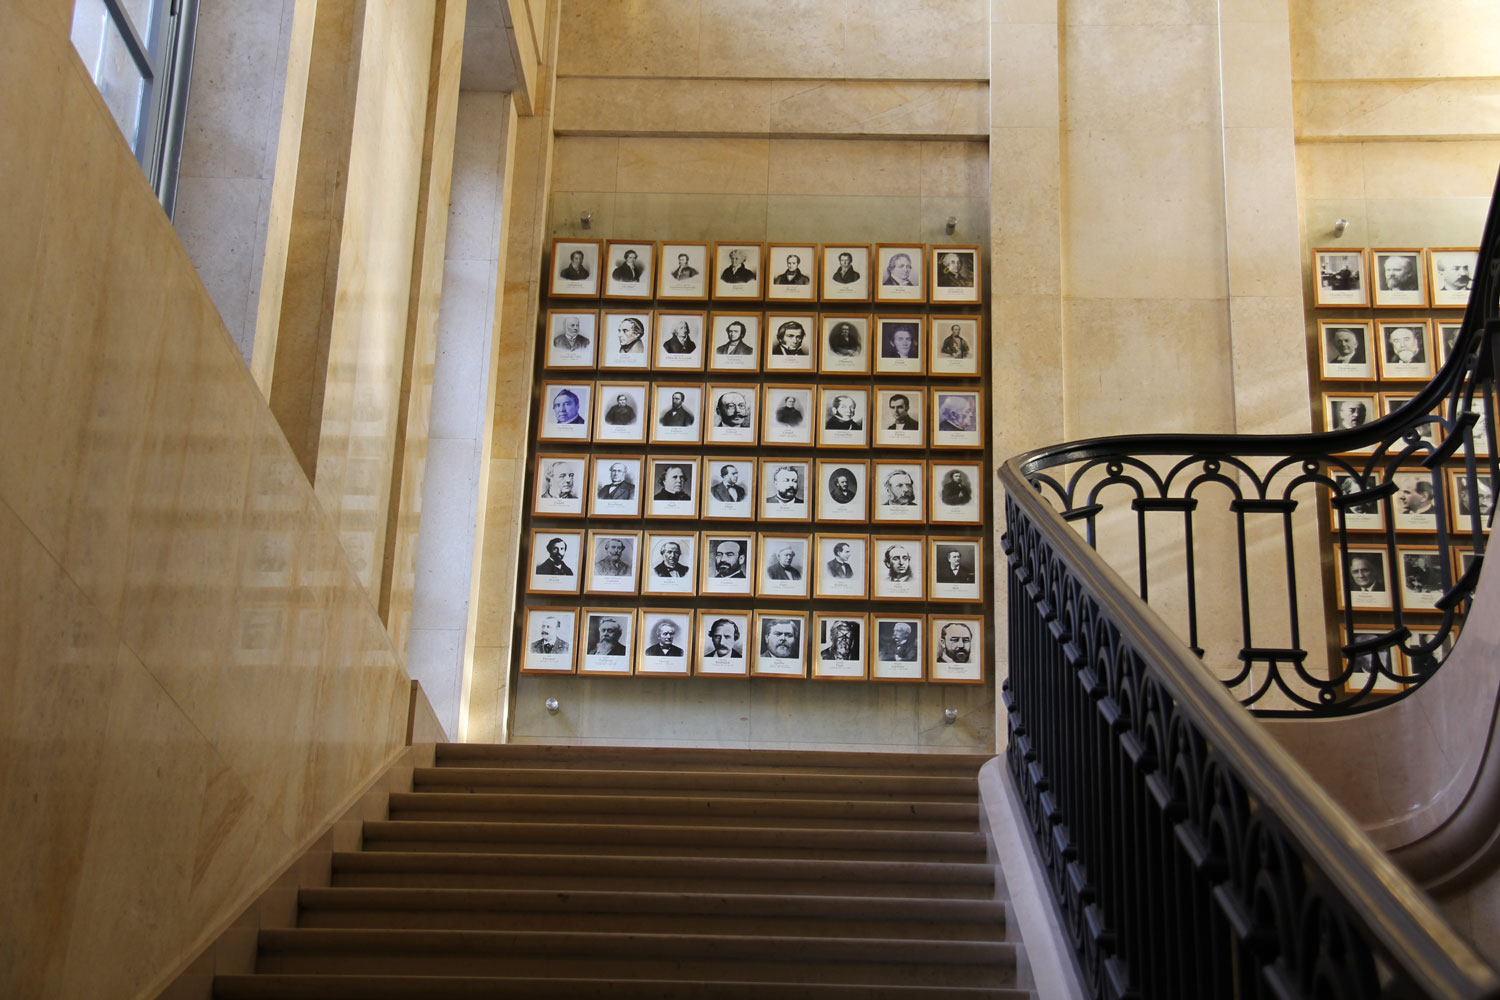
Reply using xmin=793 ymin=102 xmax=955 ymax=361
xmin=1402 ymin=627 xmax=1456 ymax=677
xmin=1429 ymin=248 xmax=1478 ymax=309
xmin=589 ymin=455 xmax=643 ymax=519
xmin=871 ymin=615 xmax=924 ymax=682
xmin=1329 ymin=470 xmax=1384 ymax=533
xmin=1376 ymin=320 xmax=1433 ymax=381
xmin=874 ymin=244 xmax=925 ymax=305
xmin=706 ymin=312 xmax=761 ymax=372
xmin=526 ymin=529 xmax=583 ymax=595
xmin=653 ymin=311 xmax=707 ymax=372
xmin=752 ymin=610 xmax=808 ymax=678
xmin=1397 ymin=545 xmax=1447 ymax=613
xmin=657 ymin=242 xmax=710 ymax=301
xmin=1379 ymin=393 xmax=1440 ymax=452
xmin=930 ymin=461 xmax=983 ymax=525
xmin=873 ymin=387 xmax=925 ymax=449
xmin=641 ymin=530 xmax=698 ymax=597
xmin=763 ymin=314 xmax=816 ymax=372
xmin=1342 ymin=625 xmax=1400 ymax=695
xmin=592 ymin=381 xmax=649 ymax=444
xmin=700 ymin=457 xmax=757 ymax=521
xmin=520 ymin=608 xmax=578 ymax=674
xmin=579 ymin=608 xmax=636 ymax=676
xmin=646 ymin=456 xmax=700 ymax=519
xmin=817 ymin=386 xmax=870 ymax=449
xmin=532 ymin=453 xmax=587 ymax=518
xmin=872 ymin=461 xmax=925 ymax=525
xmin=705 ymin=383 xmax=760 ymax=446
xmin=765 ymin=244 xmax=817 ymax=302
xmin=696 ymin=611 xmax=751 ymax=677
xmin=637 ymin=609 xmax=694 ymax=676
xmin=1448 ymin=468 xmax=1493 ymax=533
xmin=537 ymin=381 xmax=593 ymax=442
xmin=874 ymin=315 xmax=924 ymax=375
xmin=814 ymin=532 xmax=868 ymax=599
xmin=930 ymin=537 xmax=983 ymax=603
xmin=929 ymin=614 xmax=984 ymax=684
xmin=871 ymin=534 xmax=925 ymax=602
xmin=602 ymin=239 xmax=655 ymax=300
xmin=699 ymin=531 xmax=755 ymax=597
xmin=929 ymin=245 xmax=982 ymax=304
xmin=812 ymin=612 xmax=868 ymax=681
xmin=713 ymin=242 xmax=764 ymax=301
xmin=543 ymin=309 xmax=599 ymax=369
xmin=762 ymin=384 xmax=814 ymax=447
xmin=821 ymin=244 xmax=872 ymax=303
xmin=756 ymin=532 xmax=812 ymax=599
xmin=549 ymin=238 xmax=601 ymax=299
xmin=1317 ymin=320 xmax=1375 ymax=381
xmin=759 ymin=458 xmax=812 ymax=521
xmin=1311 ymin=247 xmax=1368 ymax=308
xmin=1435 ymin=321 xmax=1465 ymax=368
xmin=649 ymin=383 xmax=704 ymax=446
xmin=1372 ymin=248 xmax=1428 ymax=308
xmin=1335 ymin=546 xmax=1393 ymax=611
xmin=819 ymin=315 xmax=871 ymax=375
xmin=1322 ymin=392 xmax=1378 ymax=454
xmin=928 ymin=316 xmax=982 ymax=377
xmin=599 ymin=310 xmax=652 ymax=370
xmin=932 ymin=389 xmax=983 ymax=449
xmin=815 ymin=458 xmax=869 ymax=523
xmin=584 ymin=529 xmax=642 ymax=596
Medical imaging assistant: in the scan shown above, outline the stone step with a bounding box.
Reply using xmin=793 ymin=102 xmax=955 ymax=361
xmin=434 ymin=743 xmax=990 ymax=777
xmin=296 ymin=887 xmax=1009 ymax=940
xmin=331 ymin=851 xmax=998 ymax=899
xmin=412 ymin=766 xmax=979 ymax=801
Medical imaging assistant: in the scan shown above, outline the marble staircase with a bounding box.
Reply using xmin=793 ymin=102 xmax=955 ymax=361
xmin=213 ymin=745 xmax=1029 ymax=999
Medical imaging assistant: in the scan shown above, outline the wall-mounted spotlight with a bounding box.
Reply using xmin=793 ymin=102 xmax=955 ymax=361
xmin=1333 ymin=218 xmax=1348 ymax=238
xmin=945 ymin=216 xmax=958 ymax=235
xmin=944 ymin=707 xmax=959 ymax=724
xmin=580 ymin=211 xmax=593 ymax=230
xmin=545 ymin=697 xmax=560 ymax=714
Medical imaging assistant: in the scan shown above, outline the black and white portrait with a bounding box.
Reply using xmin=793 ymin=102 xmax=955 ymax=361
xmin=762 ymin=386 xmax=814 ymax=446
xmin=930 ymin=462 xmax=981 ymax=525
xmin=816 ymin=460 xmax=867 ymax=522
xmin=590 ymin=456 xmax=642 ymax=519
xmin=708 ymin=313 xmax=760 ymax=371
xmin=931 ymin=539 xmax=981 ymax=603
xmin=764 ymin=315 xmax=815 ymax=372
xmin=1430 ymin=249 xmax=1477 ymax=309
xmin=1400 ymin=548 xmax=1445 ymax=612
xmin=767 ymin=244 xmax=817 ymax=302
xmin=545 ymin=310 xmax=597 ymax=369
xmin=872 ymin=536 xmax=924 ymax=601
xmin=874 ymin=388 xmax=924 ymax=449
xmin=550 ymin=238 xmax=600 ymax=298
xmin=758 ymin=534 xmax=811 ymax=599
xmin=585 ymin=531 xmax=640 ymax=595
xmin=875 ymin=317 xmax=923 ymax=375
xmin=521 ymin=609 xmax=576 ymax=673
xmin=933 ymin=391 xmax=982 ymax=449
xmin=1403 ymin=629 xmax=1454 ymax=678
xmin=753 ymin=612 xmax=806 ymax=677
xmin=819 ymin=316 xmax=870 ymax=375
xmin=875 ymin=245 xmax=924 ymax=304
xmin=760 ymin=460 xmax=811 ymax=521
xmin=599 ymin=311 xmax=651 ymax=370
xmin=713 ymin=243 xmax=763 ymax=300
xmin=1452 ymin=471 xmax=1494 ymax=524
xmin=657 ymin=242 xmax=709 ymax=301
xmin=527 ymin=530 xmax=582 ymax=595
xmin=1319 ymin=322 xmax=1374 ymax=380
xmin=653 ymin=313 xmax=706 ymax=372
xmin=815 ymin=535 xmax=867 ymax=599
xmin=1373 ymin=250 xmax=1425 ymax=308
xmin=698 ymin=613 xmax=750 ymax=676
xmin=702 ymin=459 xmax=755 ymax=521
xmin=533 ymin=455 xmax=586 ymax=517
xmin=872 ymin=616 xmax=923 ymax=682
xmin=931 ymin=246 xmax=980 ymax=304
xmin=1339 ymin=548 xmax=1391 ymax=611
xmin=814 ymin=614 xmax=866 ymax=680
xmin=821 ymin=245 xmax=871 ymax=302
xmin=701 ymin=534 xmax=754 ymax=597
xmin=1378 ymin=321 xmax=1432 ymax=381
xmin=639 ymin=611 xmax=692 ymax=676
xmin=1344 ymin=629 xmax=1397 ymax=693
xmin=1391 ymin=470 xmax=1438 ymax=532
xmin=1313 ymin=248 xmax=1367 ymax=308
xmin=650 ymin=384 xmax=704 ymax=445
xmin=647 ymin=458 xmax=698 ymax=518
xmin=873 ymin=462 xmax=924 ymax=525
xmin=1330 ymin=472 xmax=1382 ymax=532
xmin=930 ymin=616 xmax=984 ymax=684
xmin=643 ymin=532 xmax=697 ymax=597
xmin=819 ymin=388 xmax=869 ymax=448
xmin=603 ymin=240 xmax=654 ymax=300
xmin=580 ymin=610 xmax=634 ymax=675
xmin=1437 ymin=322 xmax=1464 ymax=367
xmin=537 ymin=382 xmax=592 ymax=442
xmin=930 ymin=317 xmax=981 ymax=377
xmin=706 ymin=384 xmax=759 ymax=446
xmin=592 ymin=383 xmax=647 ymax=444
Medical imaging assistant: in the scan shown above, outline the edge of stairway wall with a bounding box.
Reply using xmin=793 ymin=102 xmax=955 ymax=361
xmin=152 ymin=681 xmax=446 ymax=1000
xmin=979 ymin=757 xmax=1089 ymax=1000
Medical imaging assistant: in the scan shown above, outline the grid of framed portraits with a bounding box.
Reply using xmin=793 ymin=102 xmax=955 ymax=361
xmin=1310 ymin=247 xmax=1477 ymax=311
xmin=523 ymin=235 xmax=990 ymax=687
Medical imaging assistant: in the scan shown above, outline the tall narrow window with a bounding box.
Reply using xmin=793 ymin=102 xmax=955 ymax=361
xmin=70 ymin=0 xmax=198 ymax=218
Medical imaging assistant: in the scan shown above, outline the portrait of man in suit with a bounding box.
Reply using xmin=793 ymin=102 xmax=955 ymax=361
xmin=940 ymin=469 xmax=973 ymax=507
xmin=937 ymin=546 xmax=975 ymax=584
xmin=715 ymin=391 xmax=752 ymax=428
xmin=720 ymin=248 xmax=756 ymax=283
xmin=760 ymin=619 xmax=801 ymax=659
xmin=830 ymin=252 xmax=860 ymax=284
xmin=773 ymin=253 xmax=810 ymax=285
xmin=596 ymin=462 xmax=636 ymax=501
xmin=766 ymin=544 xmax=802 ymax=581
xmin=653 ymin=541 xmax=690 ymax=577
xmin=539 ymin=462 xmax=578 ymax=500
xmin=587 ymin=616 xmax=627 ymax=656
xmin=530 ymin=615 xmax=569 ymax=654
xmin=611 ymin=248 xmax=644 ymax=283
xmin=659 ymin=391 xmax=695 ymax=427
xmin=614 ymin=316 xmax=647 ymax=354
xmin=936 ymin=252 xmax=974 ymax=287
xmin=820 ymin=620 xmax=860 ymax=661
xmin=1326 ymin=327 xmax=1365 ymax=365
xmin=883 ymin=544 xmax=914 ymax=582
xmin=882 ymin=324 xmax=919 ymax=360
xmin=716 ymin=320 xmax=753 ymax=355
xmin=940 ymin=323 xmax=971 ymax=358
xmin=535 ymin=537 xmax=572 ymax=576
xmin=654 ymin=464 xmax=692 ymax=502
xmin=552 ymin=315 xmax=590 ymax=351
xmin=878 ymin=621 xmax=918 ymax=661
xmin=550 ymin=389 xmax=585 ymax=425
xmin=593 ymin=538 xmax=632 ymax=578
xmin=602 ymin=393 xmax=637 ymax=426
xmin=706 ymin=618 xmax=743 ymax=658
xmin=882 ymin=252 xmax=916 ymax=286
xmin=1385 ymin=326 xmax=1425 ymax=365
xmin=1379 ymin=253 xmax=1419 ymax=292
xmin=827 ymin=468 xmax=857 ymax=504
xmin=825 ymin=394 xmax=862 ymax=431
xmin=887 ymin=394 xmax=918 ymax=431
xmin=710 ymin=540 xmax=747 ymax=578
xmin=1346 ymin=553 xmax=1385 ymax=593
xmin=669 ymin=252 xmax=698 ymax=280
xmin=826 ymin=542 xmax=855 ymax=579
xmin=711 ymin=464 xmax=747 ymax=503
xmin=771 ymin=321 xmax=809 ymax=356
xmin=936 ymin=622 xmax=973 ymax=663
xmin=559 ymin=250 xmax=589 ymax=281
xmin=765 ymin=465 xmax=802 ymax=505
xmin=645 ymin=619 xmax=685 ymax=656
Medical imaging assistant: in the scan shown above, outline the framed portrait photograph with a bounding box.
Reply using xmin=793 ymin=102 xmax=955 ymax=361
xmin=757 ymin=532 xmax=811 ymax=599
xmin=815 ymin=459 xmax=868 ymax=523
xmin=537 ymin=381 xmax=592 ymax=442
xmin=873 ymin=387 xmax=925 ymax=449
xmin=1398 ymin=545 xmax=1447 ymax=613
xmin=584 ymin=529 xmax=642 ymax=596
xmin=1342 ymin=626 xmax=1401 ymax=695
xmin=579 ymin=609 xmax=636 ymax=676
xmin=872 ymin=535 xmax=925 ymax=602
xmin=589 ymin=455 xmax=643 ymax=519
xmin=707 ymin=313 xmax=761 ymax=372
xmin=642 ymin=530 xmax=698 ymax=597
xmin=753 ymin=611 xmax=808 ymax=678
xmin=1379 ymin=393 xmax=1440 ymax=452
xmin=700 ymin=532 xmax=755 ymax=597
xmin=520 ymin=608 xmax=577 ymax=674
xmin=1455 ymin=547 xmax=1480 ymax=587
xmin=932 ymin=390 xmax=984 ymax=449
xmin=1372 ymin=249 xmax=1427 ymax=308
xmin=1448 ymin=469 xmax=1493 ymax=532
xmin=871 ymin=615 xmax=923 ymax=682
xmin=929 ymin=614 xmax=984 ymax=684
xmin=766 ymin=244 xmax=817 ymax=302
xmin=603 ymin=239 xmax=655 ymax=300
xmin=820 ymin=244 xmax=871 ymax=303
xmin=812 ymin=613 xmax=867 ymax=681
xmin=1330 ymin=471 xmax=1384 ymax=532
xmin=638 ymin=609 xmax=693 ymax=676
xmin=532 ymin=454 xmax=587 ymax=518
xmin=657 ymin=242 xmax=709 ymax=301
xmin=762 ymin=385 xmax=814 ymax=446
xmin=1430 ymin=248 xmax=1477 ymax=309
xmin=929 ymin=317 xmax=982 ymax=377
xmin=1336 ymin=546 xmax=1392 ymax=611
xmin=653 ymin=312 xmax=707 ymax=372
xmin=592 ymin=382 xmax=648 ymax=444
xmin=1322 ymin=392 xmax=1378 ymax=454
xmin=763 ymin=315 xmax=816 ymax=372
xmin=930 ymin=461 xmax=983 ymax=525
xmin=1402 ymin=628 xmax=1455 ymax=678
xmin=527 ymin=529 xmax=583 ymax=595
xmin=1391 ymin=468 xmax=1439 ymax=531
xmin=759 ymin=459 xmax=811 ymax=521
xmin=874 ymin=316 xmax=924 ymax=375
xmin=646 ymin=457 xmax=699 ymax=519
xmin=819 ymin=315 xmax=871 ymax=375
xmin=1461 ymin=398 xmax=1493 ymax=457
xmin=1311 ymin=248 xmax=1368 ymax=308
xmin=930 ymin=245 xmax=982 ymax=304
xmin=701 ymin=457 xmax=756 ymax=521
xmin=875 ymin=244 xmax=925 ymax=304
xmin=599 ymin=311 xmax=652 ymax=370
xmin=544 ymin=310 xmax=598 ymax=369
xmin=1376 ymin=320 xmax=1433 ymax=381
xmin=817 ymin=386 xmax=869 ymax=449
xmin=814 ymin=533 xmax=868 ymax=599
xmin=549 ymin=238 xmax=601 ymax=299
xmin=697 ymin=611 xmax=751 ymax=677
xmin=873 ymin=461 xmax=925 ymax=525
xmin=713 ymin=242 xmax=763 ymax=300
xmin=705 ymin=383 xmax=759 ymax=446
xmin=649 ymin=383 xmax=704 ymax=445
xmin=1317 ymin=321 xmax=1375 ymax=381
xmin=930 ymin=537 xmax=982 ymax=603
xmin=1436 ymin=321 xmax=1465 ymax=368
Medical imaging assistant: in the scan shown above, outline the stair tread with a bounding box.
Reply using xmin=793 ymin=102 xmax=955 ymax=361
xmin=434 ymin=744 xmax=990 ymax=775
xmin=413 ymin=765 xmax=980 ymax=799
xmin=390 ymin=790 xmax=980 ymax=816
xmin=364 ymin=818 xmax=986 ymax=845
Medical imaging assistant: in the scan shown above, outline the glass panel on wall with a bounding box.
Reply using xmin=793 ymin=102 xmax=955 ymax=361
xmin=70 ymin=0 xmax=148 ymax=151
